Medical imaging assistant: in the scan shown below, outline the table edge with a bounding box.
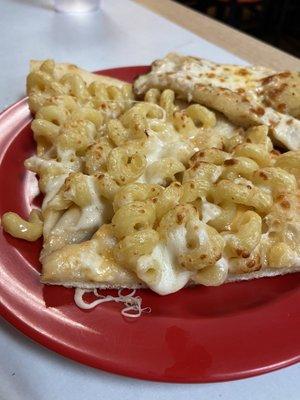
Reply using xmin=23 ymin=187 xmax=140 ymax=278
xmin=134 ymin=0 xmax=300 ymax=70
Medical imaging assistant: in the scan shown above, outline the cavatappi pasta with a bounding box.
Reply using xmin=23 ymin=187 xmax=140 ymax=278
xmin=1 ymin=58 xmax=300 ymax=297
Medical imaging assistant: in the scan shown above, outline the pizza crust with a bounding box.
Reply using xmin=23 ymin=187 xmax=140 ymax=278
xmin=42 ymin=265 xmax=300 ymax=290
xmin=30 ymin=60 xmax=126 ymax=88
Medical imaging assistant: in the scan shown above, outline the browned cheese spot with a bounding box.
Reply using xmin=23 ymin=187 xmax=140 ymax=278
xmin=278 ymin=71 xmax=291 ymax=78
xmin=176 ymin=213 xmax=184 ymax=224
xmin=237 ymin=68 xmax=249 ymax=76
xmin=276 ymin=103 xmax=287 ymax=113
xmin=259 ymin=171 xmax=268 ymax=180
xmin=268 ymin=83 xmax=288 ymax=100
xmin=250 ymin=106 xmax=265 ymax=116
xmin=224 ymin=158 xmax=238 ymax=166
xmin=280 ymin=200 xmax=290 ymax=209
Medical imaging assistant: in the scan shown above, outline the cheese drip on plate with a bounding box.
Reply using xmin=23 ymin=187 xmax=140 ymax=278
xmin=74 ymin=288 xmax=151 ymax=318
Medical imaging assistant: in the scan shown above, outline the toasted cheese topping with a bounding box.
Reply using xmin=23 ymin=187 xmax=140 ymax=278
xmin=41 ymin=238 xmax=140 ymax=285
xmin=134 ymin=53 xmax=300 ymax=150
xmin=134 ymin=53 xmax=274 ymax=97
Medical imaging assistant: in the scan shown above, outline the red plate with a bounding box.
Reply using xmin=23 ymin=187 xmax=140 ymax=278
xmin=0 ymin=66 xmax=299 ymax=383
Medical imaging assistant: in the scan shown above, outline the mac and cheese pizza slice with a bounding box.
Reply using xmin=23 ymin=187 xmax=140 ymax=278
xmin=134 ymin=53 xmax=300 ymax=150
xmin=1 ymin=56 xmax=300 ymax=304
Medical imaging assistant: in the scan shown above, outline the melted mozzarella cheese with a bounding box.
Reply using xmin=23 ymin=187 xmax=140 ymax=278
xmin=74 ymin=288 xmax=149 ymax=318
xmin=144 ymin=135 xmax=166 ymax=164
xmin=43 ymin=174 xmax=69 ymax=210
xmin=167 ymin=226 xmax=188 ymax=254
xmin=135 ymin=53 xmax=274 ymax=97
xmin=26 ymin=155 xmax=81 ymax=211
xmin=178 ymin=58 xmax=272 ymax=92
xmin=76 ymin=205 xmax=102 ymax=231
xmin=137 ymin=227 xmax=190 ymax=295
xmin=44 ymin=176 xmax=112 ymax=251
xmin=201 ymin=199 xmax=222 ymax=224
xmin=164 ymin=140 xmax=194 ymax=163
xmin=261 ymin=108 xmax=300 ymax=151
xmin=78 ymin=246 xmax=106 ymax=272
xmin=25 ymin=155 xmax=79 ymax=173
xmin=214 ymin=116 xmax=237 ymax=138
xmin=138 ymin=122 xmax=195 ymax=184
xmin=136 ymin=223 xmax=230 ymax=293
xmin=137 ymin=243 xmax=190 ymax=295
xmin=75 ymin=176 xmax=111 ymax=231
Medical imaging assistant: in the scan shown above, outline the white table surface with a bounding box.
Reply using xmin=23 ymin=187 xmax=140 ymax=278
xmin=0 ymin=0 xmax=299 ymax=399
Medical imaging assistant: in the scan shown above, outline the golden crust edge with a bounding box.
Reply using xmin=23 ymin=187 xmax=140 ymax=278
xmin=41 ymin=266 xmax=300 ymax=290
xmin=30 ymin=60 xmax=127 ymax=88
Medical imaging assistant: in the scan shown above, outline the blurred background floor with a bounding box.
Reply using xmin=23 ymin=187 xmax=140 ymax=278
xmin=175 ymin=0 xmax=300 ymax=59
